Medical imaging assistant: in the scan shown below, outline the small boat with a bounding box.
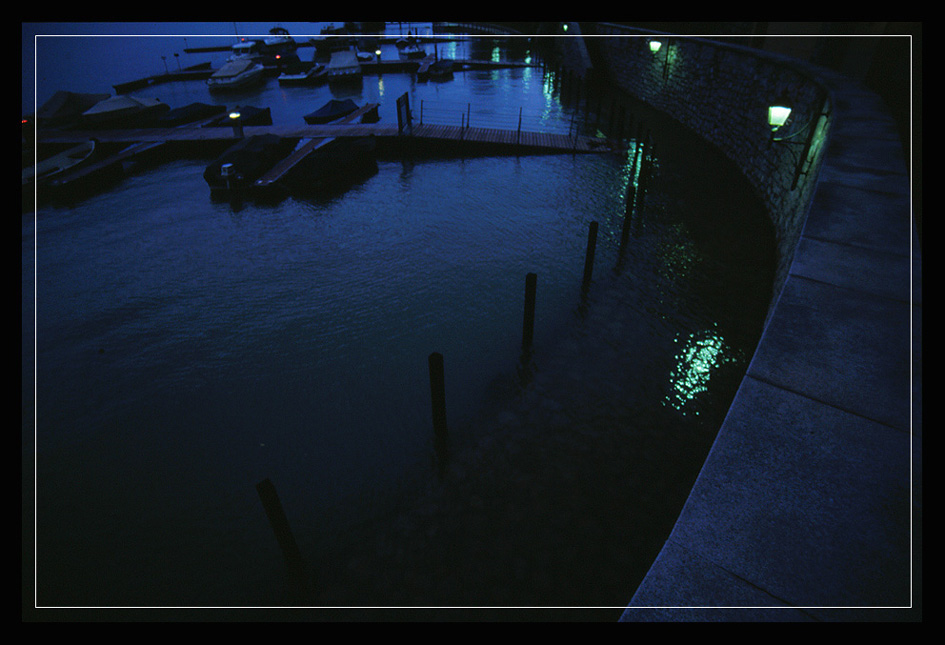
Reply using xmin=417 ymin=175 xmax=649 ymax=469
xmin=207 ymin=59 xmax=266 ymax=92
xmin=35 ymin=90 xmax=111 ymax=128
xmin=277 ymin=64 xmax=327 ymax=86
xmin=396 ymin=36 xmax=425 ymax=60
xmin=228 ymin=39 xmax=266 ymax=62
xmin=203 ymin=134 xmax=296 ymax=193
xmin=264 ymin=27 xmax=297 ymax=54
xmin=418 ymin=58 xmax=454 ymax=82
xmin=22 ymin=139 xmax=96 ymax=186
xmin=203 ymin=105 xmax=272 ymax=127
xmin=79 ymin=95 xmax=170 ymax=128
xmin=303 ymin=98 xmax=359 ymax=124
xmin=156 ymin=102 xmax=227 ymax=126
xmin=326 ymin=50 xmax=362 ymax=84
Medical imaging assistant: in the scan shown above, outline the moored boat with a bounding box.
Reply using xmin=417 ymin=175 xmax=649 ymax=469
xmin=304 ymin=98 xmax=359 ymax=124
xmin=207 ymin=59 xmax=266 ymax=92
xmin=203 ymin=105 xmax=272 ymax=127
xmin=79 ymin=95 xmax=170 ymax=128
xmin=277 ymin=64 xmax=327 ymax=87
xmin=34 ymin=90 xmax=111 ymax=128
xmin=396 ymin=36 xmax=425 ymax=60
xmin=203 ymin=134 xmax=296 ymax=194
xmin=326 ymin=50 xmax=362 ymax=84
xmin=22 ymin=139 xmax=96 ymax=186
xmin=156 ymin=102 xmax=227 ymax=127
xmin=418 ymin=58 xmax=454 ymax=82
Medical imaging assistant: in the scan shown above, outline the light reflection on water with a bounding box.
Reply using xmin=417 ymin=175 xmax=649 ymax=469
xmin=665 ymin=328 xmax=742 ymax=416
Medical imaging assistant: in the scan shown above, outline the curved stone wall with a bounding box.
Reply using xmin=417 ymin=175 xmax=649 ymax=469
xmin=555 ymin=24 xmax=920 ymax=620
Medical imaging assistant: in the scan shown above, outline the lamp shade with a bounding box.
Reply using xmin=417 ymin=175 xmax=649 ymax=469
xmin=649 ymin=40 xmax=662 ymax=52
xmin=768 ymin=103 xmax=792 ymax=129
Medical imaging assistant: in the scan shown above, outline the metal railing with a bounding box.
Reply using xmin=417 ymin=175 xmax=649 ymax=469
xmin=417 ymin=99 xmax=577 ymax=139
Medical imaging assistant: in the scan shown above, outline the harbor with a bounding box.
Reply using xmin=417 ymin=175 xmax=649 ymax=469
xmin=23 ymin=23 xmax=777 ymax=613
xmin=28 ymin=40 xmax=618 ymax=205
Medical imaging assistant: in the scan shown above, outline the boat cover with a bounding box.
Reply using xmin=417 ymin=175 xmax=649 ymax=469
xmin=304 ymin=99 xmax=358 ymax=124
xmin=203 ymin=134 xmax=295 ymax=187
xmin=35 ymin=91 xmax=112 ymax=125
xmin=157 ymin=102 xmax=227 ymax=126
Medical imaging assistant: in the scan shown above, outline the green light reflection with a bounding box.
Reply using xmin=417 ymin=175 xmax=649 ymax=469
xmin=664 ymin=328 xmax=737 ymax=415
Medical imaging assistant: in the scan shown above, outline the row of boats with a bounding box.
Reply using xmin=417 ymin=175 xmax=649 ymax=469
xmin=207 ymin=30 xmax=453 ymax=92
xmin=24 ymin=94 xmax=382 ymax=204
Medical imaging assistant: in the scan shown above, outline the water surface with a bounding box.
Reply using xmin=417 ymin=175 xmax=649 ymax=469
xmin=23 ymin=26 xmax=775 ymax=611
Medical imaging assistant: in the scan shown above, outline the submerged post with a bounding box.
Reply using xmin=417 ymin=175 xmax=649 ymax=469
xmin=619 ymin=184 xmax=636 ymax=258
xmin=256 ymin=478 xmax=311 ymax=602
xmin=428 ymin=352 xmax=449 ymax=475
xmin=522 ymin=272 xmax=537 ymax=354
xmin=582 ymin=221 xmax=599 ymax=296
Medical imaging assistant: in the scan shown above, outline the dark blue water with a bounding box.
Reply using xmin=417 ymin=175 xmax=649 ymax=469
xmin=23 ymin=24 xmax=775 ymax=611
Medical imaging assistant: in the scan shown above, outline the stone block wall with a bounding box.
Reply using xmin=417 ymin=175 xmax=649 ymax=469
xmin=558 ymin=23 xmax=837 ymax=309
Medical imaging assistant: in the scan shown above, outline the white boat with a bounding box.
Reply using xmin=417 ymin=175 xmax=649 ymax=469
xmin=277 ymin=64 xmax=327 ymax=86
xmin=264 ymin=27 xmax=296 ymax=53
xmin=207 ymin=59 xmax=266 ymax=92
xmin=228 ymin=39 xmax=266 ymax=62
xmin=22 ymin=139 xmax=96 ymax=186
xmin=326 ymin=50 xmax=362 ymax=84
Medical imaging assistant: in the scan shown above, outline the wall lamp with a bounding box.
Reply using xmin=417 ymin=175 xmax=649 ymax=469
xmin=767 ymin=95 xmax=831 ymax=189
xmin=647 ymin=38 xmax=672 ymax=80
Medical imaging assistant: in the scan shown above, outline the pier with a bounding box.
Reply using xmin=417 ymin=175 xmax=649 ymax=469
xmin=37 ymin=122 xmax=611 ymax=154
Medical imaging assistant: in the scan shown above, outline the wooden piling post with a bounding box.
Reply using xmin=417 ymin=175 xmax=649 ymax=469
xmin=429 ymin=352 xmax=448 ymax=442
xmin=620 ymin=184 xmax=636 ymax=253
xmin=256 ymin=478 xmax=311 ymax=602
xmin=522 ymin=272 xmax=537 ymax=353
xmin=428 ymin=352 xmax=449 ymax=475
xmin=582 ymin=221 xmax=598 ymax=295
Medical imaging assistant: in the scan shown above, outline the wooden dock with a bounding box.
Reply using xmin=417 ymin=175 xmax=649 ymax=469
xmin=37 ymin=121 xmax=611 ymax=155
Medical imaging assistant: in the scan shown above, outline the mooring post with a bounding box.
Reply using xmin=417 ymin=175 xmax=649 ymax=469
xmin=229 ymin=110 xmax=243 ymax=138
xmin=428 ymin=352 xmax=449 ymax=476
xmin=522 ymin=272 xmax=537 ymax=353
xmin=255 ymin=478 xmax=311 ymax=602
xmin=620 ymin=183 xmax=636 ymax=255
xmin=582 ymin=221 xmax=599 ymax=296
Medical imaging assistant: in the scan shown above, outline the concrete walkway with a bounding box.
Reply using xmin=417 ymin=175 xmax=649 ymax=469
xmin=620 ymin=68 xmax=921 ymax=621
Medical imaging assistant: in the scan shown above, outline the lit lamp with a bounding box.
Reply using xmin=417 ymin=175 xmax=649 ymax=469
xmin=649 ymin=40 xmax=662 ymax=53
xmin=767 ymin=102 xmax=792 ymax=131
xmin=229 ymin=110 xmax=243 ymax=138
xmin=767 ymin=95 xmax=831 ymax=189
xmin=767 ymin=98 xmax=809 ymax=145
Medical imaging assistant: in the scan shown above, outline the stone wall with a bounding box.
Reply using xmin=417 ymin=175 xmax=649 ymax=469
xmin=553 ymin=23 xmax=836 ymax=312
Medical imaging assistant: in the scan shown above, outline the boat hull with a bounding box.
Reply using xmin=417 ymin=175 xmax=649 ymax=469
xmin=203 ymin=134 xmax=297 ymax=193
xmin=207 ymin=62 xmax=266 ymax=92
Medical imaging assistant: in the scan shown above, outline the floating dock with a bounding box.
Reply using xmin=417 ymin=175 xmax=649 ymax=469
xmin=37 ymin=121 xmax=612 ymax=155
